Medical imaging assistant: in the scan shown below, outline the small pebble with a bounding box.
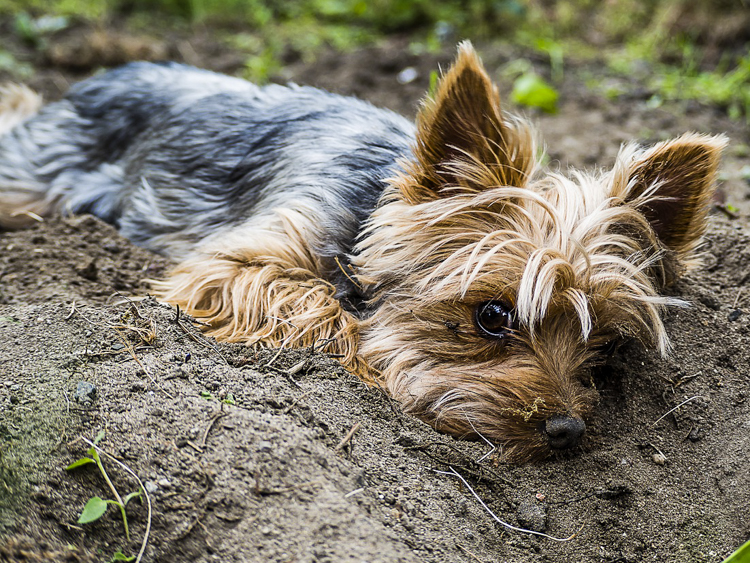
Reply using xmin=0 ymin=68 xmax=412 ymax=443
xmin=157 ymin=477 xmax=172 ymax=489
xmin=652 ymin=453 xmax=667 ymax=465
xmin=73 ymin=381 xmax=97 ymax=406
xmin=257 ymin=440 xmax=273 ymax=453
xmin=728 ymin=309 xmax=743 ymax=322
xmin=397 ymin=67 xmax=418 ymax=84
xmin=144 ymin=481 xmax=159 ymax=493
xmin=130 ymin=381 xmax=146 ymax=392
xmin=516 ymin=500 xmax=547 ymax=532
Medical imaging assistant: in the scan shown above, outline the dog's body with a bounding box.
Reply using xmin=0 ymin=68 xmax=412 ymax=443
xmin=0 ymin=44 xmax=726 ymax=461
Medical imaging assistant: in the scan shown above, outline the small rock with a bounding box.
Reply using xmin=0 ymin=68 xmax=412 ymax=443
xmin=395 ymin=432 xmax=419 ymax=447
xmin=516 ymin=499 xmax=547 ymax=532
xmin=77 ymin=259 xmax=98 ymax=281
xmin=688 ymin=427 xmax=702 ymax=442
xmin=73 ymin=381 xmax=97 ymax=406
xmin=157 ymin=477 xmax=172 ymax=489
xmin=257 ymin=440 xmax=273 ymax=453
xmin=728 ymin=309 xmax=743 ymax=322
xmin=397 ymin=67 xmax=418 ymax=84
xmin=697 ymin=292 xmax=721 ymax=310
xmin=652 ymin=452 xmax=667 ymax=465
xmin=144 ymin=481 xmax=159 ymax=493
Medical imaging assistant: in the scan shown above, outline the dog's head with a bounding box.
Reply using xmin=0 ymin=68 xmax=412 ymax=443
xmin=354 ymin=43 xmax=726 ymax=461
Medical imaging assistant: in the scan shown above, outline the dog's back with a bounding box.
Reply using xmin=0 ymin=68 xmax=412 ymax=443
xmin=0 ymin=62 xmax=414 ymax=269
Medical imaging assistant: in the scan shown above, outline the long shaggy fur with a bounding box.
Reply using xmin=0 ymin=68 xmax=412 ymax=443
xmin=0 ymin=42 xmax=726 ymax=461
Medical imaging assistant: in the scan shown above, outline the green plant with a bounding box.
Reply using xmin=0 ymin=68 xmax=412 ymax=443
xmin=511 ymin=72 xmax=559 ymax=113
xmin=502 ymin=59 xmax=559 ymax=113
xmin=654 ymin=52 xmax=750 ymax=120
xmin=722 ymin=538 xmax=750 ymax=563
xmin=66 ymin=430 xmax=142 ymax=543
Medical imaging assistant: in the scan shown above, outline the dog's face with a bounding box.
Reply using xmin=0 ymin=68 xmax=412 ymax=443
xmin=355 ymin=43 xmax=726 ymax=461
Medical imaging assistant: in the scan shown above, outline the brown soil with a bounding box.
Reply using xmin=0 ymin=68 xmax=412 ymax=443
xmin=1 ymin=24 xmax=749 ymax=563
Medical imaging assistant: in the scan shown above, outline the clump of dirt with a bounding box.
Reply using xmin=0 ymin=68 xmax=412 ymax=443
xmin=0 ymin=33 xmax=749 ymax=563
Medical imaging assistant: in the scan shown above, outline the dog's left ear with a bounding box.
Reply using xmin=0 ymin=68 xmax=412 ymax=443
xmin=404 ymin=41 xmax=536 ymax=203
xmin=614 ymin=133 xmax=727 ymax=258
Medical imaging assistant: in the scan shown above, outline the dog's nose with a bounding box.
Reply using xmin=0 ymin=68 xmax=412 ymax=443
xmin=544 ymin=415 xmax=586 ymax=449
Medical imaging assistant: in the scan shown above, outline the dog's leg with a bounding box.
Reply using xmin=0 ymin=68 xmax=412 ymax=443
xmin=152 ymin=209 xmax=370 ymax=377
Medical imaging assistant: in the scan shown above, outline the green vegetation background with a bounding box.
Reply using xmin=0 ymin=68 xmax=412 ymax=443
xmin=0 ymin=0 xmax=749 ymax=118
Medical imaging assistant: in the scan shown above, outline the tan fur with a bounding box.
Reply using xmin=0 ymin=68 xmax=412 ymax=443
xmin=0 ymin=83 xmax=42 ymax=135
xmin=0 ymin=84 xmax=48 ymax=228
xmin=151 ymin=208 xmax=369 ymax=376
xmin=0 ymin=194 xmax=52 ymax=229
xmin=155 ymin=43 xmax=725 ymax=461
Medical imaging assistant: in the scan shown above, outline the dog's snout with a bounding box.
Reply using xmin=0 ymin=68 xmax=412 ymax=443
xmin=543 ymin=415 xmax=586 ymax=449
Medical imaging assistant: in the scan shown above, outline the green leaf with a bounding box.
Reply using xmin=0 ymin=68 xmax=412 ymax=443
xmin=93 ymin=429 xmax=106 ymax=445
xmin=122 ymin=489 xmax=143 ymax=507
xmin=78 ymin=496 xmax=109 ymax=524
xmin=65 ymin=457 xmax=95 ymax=471
xmin=110 ymin=552 xmax=136 ymax=562
xmin=14 ymin=12 xmax=38 ymax=45
xmin=722 ymin=538 xmax=750 ymax=563
xmin=428 ymin=70 xmax=439 ymax=98
xmin=511 ymin=72 xmax=558 ymax=113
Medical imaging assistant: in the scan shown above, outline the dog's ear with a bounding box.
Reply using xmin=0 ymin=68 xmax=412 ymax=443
xmin=403 ymin=41 xmax=536 ymax=203
xmin=613 ymin=133 xmax=727 ymax=258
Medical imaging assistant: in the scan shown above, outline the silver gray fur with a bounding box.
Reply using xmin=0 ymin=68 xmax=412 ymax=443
xmin=0 ymin=62 xmax=415 ymax=301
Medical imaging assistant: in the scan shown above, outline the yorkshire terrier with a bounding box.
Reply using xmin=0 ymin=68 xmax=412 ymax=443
xmin=0 ymin=43 xmax=726 ymax=461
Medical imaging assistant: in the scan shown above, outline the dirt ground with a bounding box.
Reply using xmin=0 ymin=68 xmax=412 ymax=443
xmin=0 ymin=23 xmax=749 ymax=563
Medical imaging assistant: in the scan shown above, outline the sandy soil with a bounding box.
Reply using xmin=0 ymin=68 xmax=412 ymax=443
xmin=0 ymin=24 xmax=749 ymax=563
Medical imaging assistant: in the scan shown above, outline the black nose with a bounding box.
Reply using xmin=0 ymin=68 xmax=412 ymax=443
xmin=544 ymin=415 xmax=586 ymax=449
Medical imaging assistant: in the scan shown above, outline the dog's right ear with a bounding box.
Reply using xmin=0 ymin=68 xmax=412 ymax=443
xmin=612 ymin=133 xmax=727 ymax=261
xmin=402 ymin=42 xmax=536 ymax=204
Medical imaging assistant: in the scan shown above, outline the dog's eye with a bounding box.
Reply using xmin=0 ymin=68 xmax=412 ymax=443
xmin=474 ymin=301 xmax=515 ymax=339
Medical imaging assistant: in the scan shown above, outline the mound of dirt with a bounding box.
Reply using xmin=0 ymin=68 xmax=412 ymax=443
xmin=0 ymin=39 xmax=749 ymax=563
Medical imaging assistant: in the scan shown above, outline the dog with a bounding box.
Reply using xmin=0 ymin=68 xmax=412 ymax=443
xmin=0 ymin=43 xmax=726 ymax=461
